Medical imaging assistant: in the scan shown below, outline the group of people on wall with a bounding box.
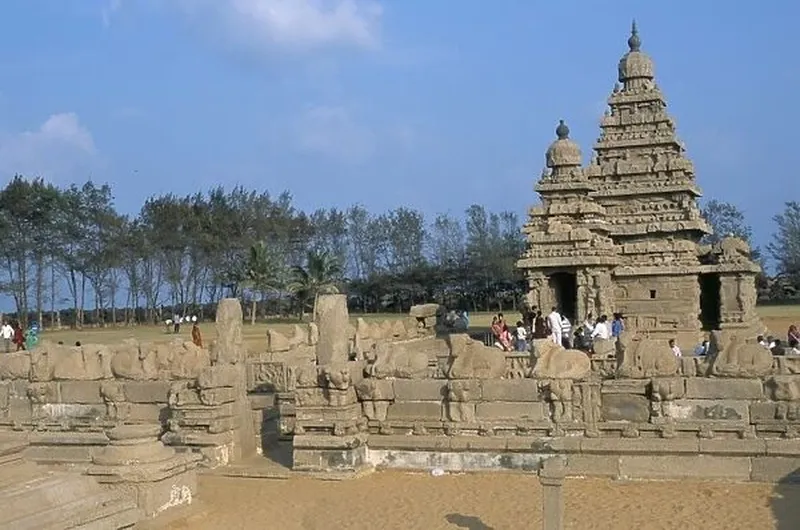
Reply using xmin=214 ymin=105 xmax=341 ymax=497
xmin=489 ymin=308 xmax=800 ymax=358
xmin=489 ymin=307 xmax=626 ymax=354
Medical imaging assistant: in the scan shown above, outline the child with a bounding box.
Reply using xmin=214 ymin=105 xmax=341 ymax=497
xmin=515 ymin=321 xmax=528 ymax=352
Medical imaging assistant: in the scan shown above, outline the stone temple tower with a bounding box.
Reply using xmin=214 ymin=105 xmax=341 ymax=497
xmin=517 ymin=22 xmax=763 ymax=347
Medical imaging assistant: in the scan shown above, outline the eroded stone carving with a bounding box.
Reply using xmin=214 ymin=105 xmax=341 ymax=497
xmin=616 ymin=332 xmax=678 ymax=378
xmin=446 ymin=334 xmax=505 ymax=379
xmin=707 ymin=331 xmax=773 ymax=378
xmin=532 ymin=342 xmax=590 ymax=380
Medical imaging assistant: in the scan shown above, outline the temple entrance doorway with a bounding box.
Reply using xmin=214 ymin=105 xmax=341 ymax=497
xmin=549 ymin=272 xmax=577 ymax=322
xmin=699 ymin=273 xmax=721 ymax=331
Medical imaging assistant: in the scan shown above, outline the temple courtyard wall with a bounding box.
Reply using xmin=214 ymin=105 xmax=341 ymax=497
xmin=0 ymin=298 xmax=797 ymax=527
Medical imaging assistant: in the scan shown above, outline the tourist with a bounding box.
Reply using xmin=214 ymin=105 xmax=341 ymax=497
xmin=546 ymin=307 xmax=562 ymax=345
xmin=458 ymin=310 xmax=470 ymax=330
xmin=534 ymin=311 xmax=547 ymax=339
xmin=12 ymin=322 xmax=24 ymax=351
xmin=767 ymin=335 xmax=777 ymax=349
xmin=0 ymin=321 xmax=13 ymax=353
xmin=192 ymin=322 xmax=203 ymax=348
xmin=581 ymin=313 xmax=594 ymax=350
xmin=500 ymin=322 xmax=513 ymax=351
xmin=788 ymin=339 xmax=800 ymax=356
xmin=789 ymin=325 xmax=800 ymax=345
xmin=514 ymin=321 xmax=528 ymax=352
xmin=560 ymin=314 xmax=572 ymax=349
xmin=611 ymin=313 xmax=625 ymax=338
xmin=591 ymin=315 xmax=611 ymax=340
xmin=693 ymin=340 xmax=709 ymax=356
xmin=24 ymin=322 xmax=39 ymax=351
xmin=669 ymin=339 xmax=682 ymax=357
xmin=173 ymin=315 xmax=182 ymax=334
xmin=490 ymin=317 xmax=511 ymax=351
xmin=758 ymin=335 xmax=769 ymax=348
xmin=772 ymin=339 xmax=785 ymax=356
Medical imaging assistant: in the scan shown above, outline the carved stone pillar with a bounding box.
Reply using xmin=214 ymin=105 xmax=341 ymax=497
xmin=539 ymin=456 xmax=566 ymax=530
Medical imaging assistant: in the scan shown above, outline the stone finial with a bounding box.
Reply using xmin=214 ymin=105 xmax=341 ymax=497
xmin=628 ymin=19 xmax=641 ymax=52
xmin=555 ymin=119 xmax=570 ymax=140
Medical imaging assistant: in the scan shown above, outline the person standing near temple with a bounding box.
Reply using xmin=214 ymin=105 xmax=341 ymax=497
xmin=611 ymin=313 xmax=625 ymax=338
xmin=547 ymin=307 xmax=562 ymax=345
xmin=0 ymin=321 xmax=13 ymax=353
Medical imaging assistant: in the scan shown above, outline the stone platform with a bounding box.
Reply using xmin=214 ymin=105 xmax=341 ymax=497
xmin=0 ymin=435 xmax=142 ymax=530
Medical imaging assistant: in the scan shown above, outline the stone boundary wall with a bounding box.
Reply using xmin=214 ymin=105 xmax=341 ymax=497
xmin=0 ymin=339 xmax=210 ymax=466
xmin=277 ymin=305 xmax=800 ymax=483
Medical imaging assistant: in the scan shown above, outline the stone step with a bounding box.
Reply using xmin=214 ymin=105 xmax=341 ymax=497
xmin=0 ymin=480 xmax=141 ymax=530
xmin=0 ymin=465 xmax=142 ymax=530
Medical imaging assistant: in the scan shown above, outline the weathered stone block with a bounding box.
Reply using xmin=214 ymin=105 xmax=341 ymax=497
xmin=128 ymin=404 xmax=166 ymax=423
xmin=619 ymin=455 xmax=751 ymax=481
xmin=684 ymin=378 xmax=763 ymax=400
xmin=200 ymin=387 xmax=237 ymax=406
xmin=8 ymin=396 xmax=31 ymax=420
xmin=0 ymin=382 xmax=9 ymax=410
xmin=393 ymin=380 xmax=446 ymax=401
xmin=386 ymin=402 xmax=443 ymax=421
xmin=480 ymin=379 xmax=540 ymax=402
xmin=750 ymin=402 xmax=778 ymax=421
xmin=475 ymin=402 xmax=547 ymax=421
xmin=665 ymin=400 xmax=749 ymax=422
xmin=125 ymin=381 xmax=171 ymax=403
xmin=751 ymin=457 xmax=800 ymax=482
xmin=566 ymin=455 xmax=620 ymax=478
xmin=600 ymin=380 xmax=649 ymax=395
xmin=601 ymin=394 xmax=650 ymax=422
xmin=58 ymin=381 xmax=102 ymax=404
xmin=197 ymin=365 xmax=239 ymax=389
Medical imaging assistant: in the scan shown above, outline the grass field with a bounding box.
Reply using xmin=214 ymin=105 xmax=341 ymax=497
xmin=38 ymin=305 xmax=800 ymax=354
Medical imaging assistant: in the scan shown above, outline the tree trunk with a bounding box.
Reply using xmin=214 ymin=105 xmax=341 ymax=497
xmin=250 ymin=298 xmax=257 ymax=326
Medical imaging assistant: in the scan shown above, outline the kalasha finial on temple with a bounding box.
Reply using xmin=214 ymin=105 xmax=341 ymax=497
xmin=555 ymin=120 xmax=570 ymax=139
xmin=628 ymin=19 xmax=641 ymax=52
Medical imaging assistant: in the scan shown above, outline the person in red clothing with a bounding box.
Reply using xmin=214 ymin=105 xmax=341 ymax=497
xmin=12 ymin=322 xmax=25 ymax=351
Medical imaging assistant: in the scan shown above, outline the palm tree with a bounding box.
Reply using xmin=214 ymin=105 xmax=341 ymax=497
xmin=243 ymin=241 xmax=281 ymax=325
xmin=287 ymin=249 xmax=343 ymax=320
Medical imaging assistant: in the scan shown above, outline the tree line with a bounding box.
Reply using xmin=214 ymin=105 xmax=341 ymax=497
xmin=0 ymin=176 xmax=796 ymax=328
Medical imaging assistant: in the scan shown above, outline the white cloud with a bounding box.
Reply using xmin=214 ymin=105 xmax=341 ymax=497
xmin=175 ymin=0 xmax=382 ymax=52
xmin=0 ymin=113 xmax=98 ymax=181
xmin=292 ymin=105 xmax=375 ymax=162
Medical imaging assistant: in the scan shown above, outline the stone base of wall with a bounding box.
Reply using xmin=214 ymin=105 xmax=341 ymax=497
xmin=365 ymin=436 xmax=800 ymax=483
xmin=293 ymin=434 xmax=369 ymax=473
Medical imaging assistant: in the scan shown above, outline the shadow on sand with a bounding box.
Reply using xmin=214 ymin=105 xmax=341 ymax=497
xmin=772 ymin=467 xmax=800 ymax=530
xmin=445 ymin=513 xmax=495 ymax=530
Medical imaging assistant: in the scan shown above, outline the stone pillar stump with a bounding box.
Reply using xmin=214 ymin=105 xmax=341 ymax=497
xmin=539 ymin=456 xmax=566 ymax=530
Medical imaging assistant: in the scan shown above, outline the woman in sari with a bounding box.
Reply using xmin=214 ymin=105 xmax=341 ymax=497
xmin=490 ymin=317 xmax=510 ymax=351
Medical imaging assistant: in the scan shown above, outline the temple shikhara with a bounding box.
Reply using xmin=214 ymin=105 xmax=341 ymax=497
xmin=516 ymin=22 xmax=763 ymax=347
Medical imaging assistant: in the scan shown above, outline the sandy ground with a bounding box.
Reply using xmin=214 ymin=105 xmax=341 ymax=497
xmin=151 ymin=471 xmax=799 ymax=530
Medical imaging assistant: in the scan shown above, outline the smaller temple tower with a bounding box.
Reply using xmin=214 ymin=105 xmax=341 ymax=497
xmin=517 ymin=120 xmax=617 ymax=322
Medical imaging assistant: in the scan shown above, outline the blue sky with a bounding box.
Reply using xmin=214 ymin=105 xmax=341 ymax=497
xmin=0 ymin=0 xmax=796 ymax=254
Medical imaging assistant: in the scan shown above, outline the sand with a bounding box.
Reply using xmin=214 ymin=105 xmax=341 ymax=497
xmin=152 ymin=471 xmax=799 ymax=530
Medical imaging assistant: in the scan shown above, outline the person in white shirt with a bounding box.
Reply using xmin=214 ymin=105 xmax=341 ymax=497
xmin=515 ymin=321 xmax=528 ymax=352
xmin=757 ymin=335 xmax=768 ymax=348
xmin=669 ymin=339 xmax=682 ymax=357
xmin=546 ymin=307 xmax=562 ymax=345
xmin=560 ymin=315 xmax=572 ymax=348
xmin=0 ymin=322 xmax=13 ymax=353
xmin=591 ymin=315 xmax=611 ymax=340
